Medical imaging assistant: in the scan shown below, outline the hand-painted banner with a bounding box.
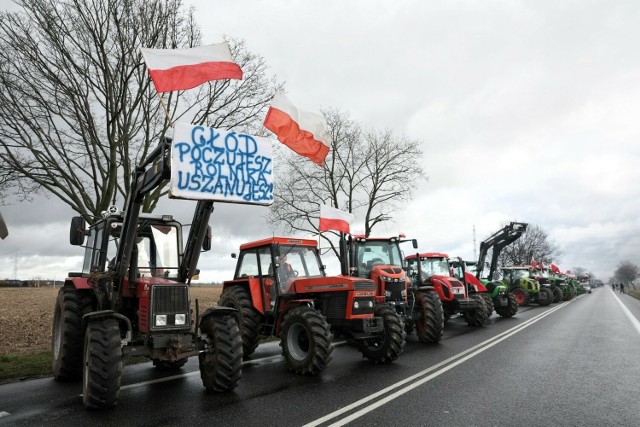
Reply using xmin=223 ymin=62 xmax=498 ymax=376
xmin=170 ymin=122 xmax=273 ymax=205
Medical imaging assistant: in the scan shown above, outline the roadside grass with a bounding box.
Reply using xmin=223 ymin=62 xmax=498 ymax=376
xmin=627 ymin=289 xmax=640 ymax=300
xmin=0 ymin=351 xmax=52 ymax=383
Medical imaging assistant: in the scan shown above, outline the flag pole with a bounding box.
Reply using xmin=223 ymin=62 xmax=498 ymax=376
xmin=156 ymin=92 xmax=174 ymax=128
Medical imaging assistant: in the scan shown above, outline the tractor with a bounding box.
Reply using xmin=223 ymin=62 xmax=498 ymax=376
xmin=343 ymin=235 xmax=444 ymax=343
xmin=532 ymin=263 xmax=573 ymax=302
xmin=218 ymin=237 xmax=405 ymax=375
xmin=52 ymin=137 xmax=243 ymax=409
xmin=405 ymin=253 xmax=488 ymax=327
xmin=457 ymin=222 xmax=528 ymax=318
xmin=500 ymin=266 xmax=553 ymax=306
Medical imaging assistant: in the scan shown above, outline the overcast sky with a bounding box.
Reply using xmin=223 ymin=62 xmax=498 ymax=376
xmin=1 ymin=0 xmax=639 ymax=282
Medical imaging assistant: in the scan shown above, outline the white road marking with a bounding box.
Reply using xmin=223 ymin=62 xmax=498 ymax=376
xmin=610 ymin=288 xmax=640 ymax=335
xmin=304 ymin=300 xmax=574 ymax=427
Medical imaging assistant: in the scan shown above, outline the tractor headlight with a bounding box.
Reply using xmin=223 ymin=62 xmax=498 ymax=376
xmin=368 ymin=300 xmax=374 ymax=308
xmin=353 ymin=301 xmax=360 ymax=309
xmin=382 ymin=276 xmax=391 ymax=281
xmin=175 ymin=313 xmax=187 ymax=325
xmin=385 ymin=290 xmax=392 ymax=298
xmin=401 ymin=289 xmax=407 ymax=299
xmin=155 ymin=314 xmax=167 ymax=326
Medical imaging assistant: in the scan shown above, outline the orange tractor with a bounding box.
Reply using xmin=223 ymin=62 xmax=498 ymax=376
xmin=219 ymin=237 xmax=405 ymax=375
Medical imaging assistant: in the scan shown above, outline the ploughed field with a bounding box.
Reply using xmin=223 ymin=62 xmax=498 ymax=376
xmin=0 ymin=285 xmax=222 ymax=356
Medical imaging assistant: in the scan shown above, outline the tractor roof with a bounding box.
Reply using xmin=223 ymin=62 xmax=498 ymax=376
xmin=405 ymin=252 xmax=449 ymax=260
xmin=501 ymin=266 xmax=532 ymax=270
xmin=240 ymin=237 xmax=318 ymax=250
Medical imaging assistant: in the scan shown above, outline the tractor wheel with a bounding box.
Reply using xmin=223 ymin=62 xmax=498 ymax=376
xmin=512 ymin=288 xmax=529 ymax=306
xmin=281 ymin=306 xmax=333 ymax=375
xmin=570 ymin=286 xmax=577 ymax=299
xmin=464 ymin=294 xmax=489 ymax=327
xmin=480 ymin=292 xmax=494 ymax=319
xmin=199 ymin=313 xmax=243 ymax=392
xmin=552 ymin=287 xmax=563 ymax=303
xmin=82 ymin=318 xmax=122 ymax=409
xmin=415 ymin=290 xmax=444 ymax=343
xmin=495 ymin=293 xmax=519 ymax=318
xmin=52 ymin=285 xmax=93 ymax=381
xmin=153 ymin=359 xmax=188 ymax=370
xmin=360 ymin=304 xmax=406 ymax=364
xmin=218 ymin=286 xmax=263 ymax=358
xmin=538 ymin=288 xmax=553 ymax=306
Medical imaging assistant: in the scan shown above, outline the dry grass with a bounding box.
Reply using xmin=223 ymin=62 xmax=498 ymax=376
xmin=0 ymin=285 xmax=222 ymax=356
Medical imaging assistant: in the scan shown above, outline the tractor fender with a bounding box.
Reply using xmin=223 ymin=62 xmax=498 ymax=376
xmin=416 ymin=285 xmax=435 ymax=292
xmin=65 ymin=276 xmax=91 ymax=290
xmin=81 ymin=310 xmax=132 ymax=344
xmin=222 ymin=278 xmax=265 ymax=314
xmin=274 ymin=299 xmax=316 ymax=337
xmin=200 ymin=306 xmax=240 ymax=326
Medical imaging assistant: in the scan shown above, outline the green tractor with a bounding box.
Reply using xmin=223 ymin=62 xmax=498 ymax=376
xmin=532 ymin=263 xmax=573 ymax=302
xmin=500 ymin=266 xmax=553 ymax=307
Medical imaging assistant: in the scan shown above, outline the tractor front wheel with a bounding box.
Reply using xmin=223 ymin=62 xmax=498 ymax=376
xmin=199 ymin=313 xmax=243 ymax=392
xmin=552 ymin=287 xmax=563 ymax=303
xmin=495 ymin=293 xmax=519 ymax=318
xmin=82 ymin=318 xmax=122 ymax=409
xmin=218 ymin=286 xmax=263 ymax=358
xmin=414 ymin=290 xmax=444 ymax=343
xmin=464 ymin=294 xmax=489 ymax=327
xmin=480 ymin=292 xmax=494 ymax=319
xmin=538 ymin=288 xmax=553 ymax=306
xmin=281 ymin=306 xmax=333 ymax=375
xmin=360 ymin=304 xmax=406 ymax=364
xmin=52 ymin=286 xmax=93 ymax=381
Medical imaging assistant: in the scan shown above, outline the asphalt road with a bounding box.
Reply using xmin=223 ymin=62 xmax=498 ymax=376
xmin=1 ymin=286 xmax=638 ymax=426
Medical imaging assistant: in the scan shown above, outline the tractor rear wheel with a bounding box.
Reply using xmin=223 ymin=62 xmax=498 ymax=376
xmin=480 ymin=292 xmax=494 ymax=319
xmin=52 ymin=286 xmax=93 ymax=381
xmin=218 ymin=286 xmax=263 ymax=358
xmin=415 ymin=290 xmax=444 ymax=343
xmin=512 ymin=288 xmax=529 ymax=306
xmin=360 ymin=304 xmax=406 ymax=364
xmin=495 ymin=293 xmax=518 ymax=318
xmin=199 ymin=313 xmax=243 ymax=392
xmin=82 ymin=318 xmax=122 ymax=409
xmin=281 ymin=306 xmax=333 ymax=375
xmin=464 ymin=294 xmax=489 ymax=327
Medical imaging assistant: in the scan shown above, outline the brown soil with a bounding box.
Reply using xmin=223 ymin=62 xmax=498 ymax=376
xmin=0 ymin=285 xmax=222 ymax=356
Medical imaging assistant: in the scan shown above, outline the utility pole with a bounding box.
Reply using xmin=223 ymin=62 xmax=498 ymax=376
xmin=473 ymin=225 xmax=477 ymax=260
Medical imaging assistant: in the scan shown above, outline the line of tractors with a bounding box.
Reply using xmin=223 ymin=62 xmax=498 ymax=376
xmin=50 ymin=137 xmax=590 ymax=409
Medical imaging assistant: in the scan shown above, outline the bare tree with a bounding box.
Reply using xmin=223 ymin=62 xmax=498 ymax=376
xmin=269 ymin=109 xmax=426 ymax=258
xmin=0 ymin=0 xmax=281 ymax=222
xmin=614 ymin=260 xmax=639 ymax=290
xmin=498 ymin=223 xmax=562 ymax=267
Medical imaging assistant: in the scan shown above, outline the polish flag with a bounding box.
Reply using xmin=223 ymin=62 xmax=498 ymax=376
xmin=263 ymin=91 xmax=331 ymax=165
xmin=319 ymin=205 xmax=354 ymax=234
xmin=140 ymin=43 xmax=243 ymax=93
xmin=531 ymin=259 xmax=537 ymax=269
xmin=551 ymin=263 xmax=561 ymax=273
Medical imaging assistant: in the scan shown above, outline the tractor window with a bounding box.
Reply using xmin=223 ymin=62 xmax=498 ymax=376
xmin=277 ymin=245 xmax=323 ymax=279
xmin=355 ymin=240 xmax=403 ymax=278
xmin=136 ymin=224 xmax=180 ymax=278
xmin=82 ymin=225 xmax=106 ymax=274
xmin=237 ymin=250 xmax=259 ymax=278
xmin=258 ymin=247 xmax=272 ymax=276
xmin=421 ymin=258 xmax=451 ymax=277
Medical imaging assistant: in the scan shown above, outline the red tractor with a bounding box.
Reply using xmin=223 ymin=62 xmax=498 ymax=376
xmin=218 ymin=237 xmax=405 ymax=375
xmin=52 ymin=138 xmax=243 ymax=409
xmin=343 ymin=235 xmax=444 ymax=343
xmin=405 ymin=253 xmax=488 ymax=326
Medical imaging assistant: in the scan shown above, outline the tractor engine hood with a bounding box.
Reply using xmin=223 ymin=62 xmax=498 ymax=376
xmin=429 ymin=274 xmax=464 ymax=289
xmin=292 ymin=275 xmax=375 ymax=293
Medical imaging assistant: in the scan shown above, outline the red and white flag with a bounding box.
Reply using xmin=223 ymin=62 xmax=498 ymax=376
xmin=319 ymin=205 xmax=354 ymax=234
xmin=263 ymin=91 xmax=331 ymax=165
xmin=140 ymin=43 xmax=243 ymax=93
xmin=531 ymin=259 xmax=538 ymax=269
xmin=551 ymin=263 xmax=561 ymax=273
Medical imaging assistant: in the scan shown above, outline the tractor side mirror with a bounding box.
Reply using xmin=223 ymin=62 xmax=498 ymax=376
xmin=231 ymin=253 xmax=237 ymax=259
xmin=70 ymin=216 xmax=86 ymax=246
xmin=412 ymin=239 xmax=418 ymax=249
xmin=202 ymin=225 xmax=212 ymax=251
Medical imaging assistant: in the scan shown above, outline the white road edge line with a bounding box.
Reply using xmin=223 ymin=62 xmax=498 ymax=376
xmin=610 ymin=288 xmax=640 ymax=335
xmin=304 ymin=300 xmax=573 ymax=427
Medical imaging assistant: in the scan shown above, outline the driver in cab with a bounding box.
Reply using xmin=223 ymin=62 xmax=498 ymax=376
xmin=278 ymin=255 xmax=295 ymax=286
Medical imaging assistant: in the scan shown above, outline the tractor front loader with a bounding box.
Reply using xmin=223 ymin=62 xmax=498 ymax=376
xmin=52 ymin=137 xmax=243 ymax=409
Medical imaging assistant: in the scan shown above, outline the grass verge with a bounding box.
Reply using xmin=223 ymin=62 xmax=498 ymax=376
xmin=627 ymin=289 xmax=640 ymax=300
xmin=0 ymin=351 xmax=52 ymax=383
